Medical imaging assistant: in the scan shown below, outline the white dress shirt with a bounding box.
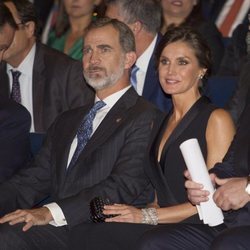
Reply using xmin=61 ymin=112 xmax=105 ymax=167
xmin=45 ymin=86 xmax=131 ymax=227
xmin=7 ymin=44 xmax=36 ymax=132
xmin=134 ymin=35 xmax=157 ymax=95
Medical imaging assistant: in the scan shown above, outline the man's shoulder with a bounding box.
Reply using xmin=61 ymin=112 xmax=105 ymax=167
xmin=35 ymin=42 xmax=81 ymax=67
xmin=0 ymin=98 xmax=31 ymax=124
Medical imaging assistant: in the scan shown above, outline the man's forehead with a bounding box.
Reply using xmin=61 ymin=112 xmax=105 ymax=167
xmin=84 ymin=26 xmax=119 ymax=46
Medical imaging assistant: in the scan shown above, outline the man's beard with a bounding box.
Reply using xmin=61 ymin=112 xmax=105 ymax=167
xmin=84 ymin=60 xmax=125 ymax=91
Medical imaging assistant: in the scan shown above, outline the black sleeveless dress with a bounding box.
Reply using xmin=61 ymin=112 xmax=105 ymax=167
xmin=69 ymin=96 xmax=217 ymax=250
xmin=147 ymin=96 xmax=216 ymax=223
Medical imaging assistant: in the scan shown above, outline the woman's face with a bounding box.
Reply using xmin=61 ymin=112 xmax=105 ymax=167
xmin=161 ymin=0 xmax=197 ymax=19
xmin=158 ymin=40 xmax=205 ymax=96
xmin=63 ymin=0 xmax=98 ymax=18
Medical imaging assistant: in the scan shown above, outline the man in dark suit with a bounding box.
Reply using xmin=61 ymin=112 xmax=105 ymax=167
xmin=105 ymin=0 xmax=172 ymax=113
xmin=136 ymin=90 xmax=250 ymax=249
xmin=0 ymin=18 xmax=163 ymax=249
xmin=0 ymin=2 xmax=31 ymax=182
xmin=0 ymin=0 xmax=94 ymax=133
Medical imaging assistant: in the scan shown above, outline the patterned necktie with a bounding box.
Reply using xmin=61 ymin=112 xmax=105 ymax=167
xmin=68 ymin=100 xmax=106 ymax=169
xmin=219 ymin=0 xmax=244 ymax=37
xmin=130 ymin=65 xmax=139 ymax=90
xmin=10 ymin=70 xmax=22 ymax=103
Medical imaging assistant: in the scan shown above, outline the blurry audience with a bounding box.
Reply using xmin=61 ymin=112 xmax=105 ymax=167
xmin=0 ymin=0 xmax=94 ymax=133
xmin=160 ymin=0 xmax=224 ymax=75
xmin=105 ymin=0 xmax=172 ymax=113
xmin=0 ymin=2 xmax=31 ymax=182
xmin=47 ymin=0 xmax=101 ymax=60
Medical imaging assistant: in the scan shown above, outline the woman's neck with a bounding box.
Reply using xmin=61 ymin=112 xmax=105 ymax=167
xmin=171 ymin=92 xmax=201 ymax=122
xmin=69 ymin=14 xmax=92 ymax=35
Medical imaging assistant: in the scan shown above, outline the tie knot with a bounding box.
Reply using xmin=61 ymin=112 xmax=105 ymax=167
xmin=92 ymin=100 xmax=106 ymax=112
xmin=11 ymin=70 xmax=21 ymax=80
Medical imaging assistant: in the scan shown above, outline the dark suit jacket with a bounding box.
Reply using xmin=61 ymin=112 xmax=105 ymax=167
xmin=226 ymin=56 xmax=250 ymax=125
xmin=218 ymin=23 xmax=248 ymax=77
xmin=0 ymin=88 xmax=164 ymax=228
xmin=0 ymin=42 xmax=94 ymax=132
xmin=195 ymin=20 xmax=224 ymax=74
xmin=142 ymin=34 xmax=172 ymax=114
xmin=0 ymin=98 xmax=31 ymax=182
xmin=211 ymin=90 xmax=250 ymax=227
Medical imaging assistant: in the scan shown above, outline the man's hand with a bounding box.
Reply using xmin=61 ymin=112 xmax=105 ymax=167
xmin=184 ymin=170 xmax=215 ymax=205
xmin=0 ymin=207 xmax=53 ymax=231
xmin=213 ymin=177 xmax=250 ymax=211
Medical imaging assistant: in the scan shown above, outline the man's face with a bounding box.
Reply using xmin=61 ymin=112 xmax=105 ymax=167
xmin=0 ymin=23 xmax=15 ymax=62
xmin=82 ymin=25 xmax=126 ymax=91
xmin=2 ymin=1 xmax=35 ymax=67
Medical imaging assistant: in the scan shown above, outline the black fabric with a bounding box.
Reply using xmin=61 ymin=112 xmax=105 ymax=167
xmin=0 ymin=222 xmax=68 ymax=250
xmin=211 ymin=226 xmax=250 ymax=250
xmin=137 ymin=223 xmax=226 ymax=250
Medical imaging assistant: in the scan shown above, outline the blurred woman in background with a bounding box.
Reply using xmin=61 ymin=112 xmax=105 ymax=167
xmin=47 ymin=0 xmax=101 ymax=60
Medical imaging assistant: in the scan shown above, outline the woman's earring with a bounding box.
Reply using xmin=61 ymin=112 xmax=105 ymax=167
xmin=199 ymin=74 xmax=204 ymax=80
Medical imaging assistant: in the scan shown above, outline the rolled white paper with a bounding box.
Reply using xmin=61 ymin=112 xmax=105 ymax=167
xmin=180 ymin=138 xmax=224 ymax=227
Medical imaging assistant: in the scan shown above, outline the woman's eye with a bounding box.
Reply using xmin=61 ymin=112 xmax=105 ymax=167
xmin=178 ymin=60 xmax=188 ymax=65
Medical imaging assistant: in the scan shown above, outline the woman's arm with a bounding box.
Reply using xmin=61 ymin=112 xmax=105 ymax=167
xmin=103 ymin=202 xmax=197 ymax=224
xmin=206 ymin=109 xmax=235 ymax=169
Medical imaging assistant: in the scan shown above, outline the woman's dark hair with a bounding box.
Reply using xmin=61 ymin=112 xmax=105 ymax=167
xmin=0 ymin=0 xmax=40 ymax=37
xmin=155 ymin=26 xmax=212 ymax=78
xmin=183 ymin=0 xmax=203 ymax=27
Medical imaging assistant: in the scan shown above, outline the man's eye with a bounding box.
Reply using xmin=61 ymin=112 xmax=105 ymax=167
xmin=160 ymin=58 xmax=168 ymax=65
xmin=101 ymin=47 xmax=111 ymax=53
xmin=83 ymin=48 xmax=92 ymax=55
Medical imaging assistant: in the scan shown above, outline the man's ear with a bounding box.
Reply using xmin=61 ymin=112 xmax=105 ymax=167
xmin=124 ymin=51 xmax=137 ymax=69
xmin=24 ymin=21 xmax=35 ymax=38
xmin=130 ymin=21 xmax=142 ymax=36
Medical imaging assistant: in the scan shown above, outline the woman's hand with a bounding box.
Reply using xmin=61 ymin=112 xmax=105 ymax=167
xmin=103 ymin=204 xmax=142 ymax=223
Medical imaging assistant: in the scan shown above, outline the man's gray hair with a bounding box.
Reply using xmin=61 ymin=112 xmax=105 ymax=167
xmin=86 ymin=17 xmax=136 ymax=53
xmin=105 ymin=0 xmax=162 ymax=34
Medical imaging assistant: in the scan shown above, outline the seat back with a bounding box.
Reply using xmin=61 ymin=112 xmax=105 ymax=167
xmin=203 ymin=76 xmax=238 ymax=108
xmin=29 ymin=132 xmax=46 ymax=157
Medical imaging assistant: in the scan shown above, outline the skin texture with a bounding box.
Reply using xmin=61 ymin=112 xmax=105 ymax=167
xmin=0 ymin=23 xmax=15 ymax=62
xmin=2 ymin=1 xmax=36 ymax=67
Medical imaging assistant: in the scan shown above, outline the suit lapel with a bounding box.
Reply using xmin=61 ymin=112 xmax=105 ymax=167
xmin=149 ymin=97 xmax=211 ymax=205
xmin=160 ymin=96 xmax=210 ymax=165
xmin=68 ymin=88 xmax=139 ymax=171
xmin=32 ymin=43 xmax=46 ymax=132
xmin=56 ymin=104 xmax=93 ymax=182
